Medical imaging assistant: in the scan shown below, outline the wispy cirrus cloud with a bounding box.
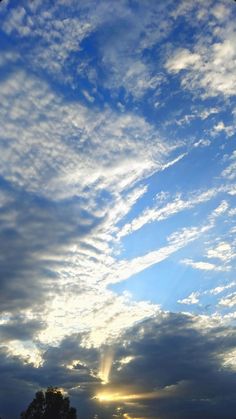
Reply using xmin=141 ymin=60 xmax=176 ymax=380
xmin=107 ymin=201 xmax=227 ymax=285
xmin=118 ymin=187 xmax=219 ymax=239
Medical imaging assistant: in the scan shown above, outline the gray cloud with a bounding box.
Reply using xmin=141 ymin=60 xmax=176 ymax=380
xmin=106 ymin=313 xmax=236 ymax=418
xmin=0 ymin=313 xmax=235 ymax=418
xmin=0 ymin=181 xmax=105 ymax=314
xmin=0 ymin=317 xmax=45 ymax=342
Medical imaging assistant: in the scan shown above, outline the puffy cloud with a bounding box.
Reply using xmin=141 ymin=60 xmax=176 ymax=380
xmin=206 ymin=241 xmax=235 ymax=263
xmin=165 ymin=48 xmax=201 ymax=73
xmin=178 ymin=281 xmax=236 ymax=310
xmin=178 ymin=292 xmax=200 ymax=305
xmin=166 ymin=4 xmax=236 ymax=98
xmin=212 ymin=121 xmax=235 ymax=137
xmin=219 ymin=292 xmax=236 ymax=308
xmin=211 ymin=3 xmax=229 ymax=21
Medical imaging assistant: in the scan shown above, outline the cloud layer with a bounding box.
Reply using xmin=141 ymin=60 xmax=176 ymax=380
xmin=0 ymin=0 xmax=236 ymax=417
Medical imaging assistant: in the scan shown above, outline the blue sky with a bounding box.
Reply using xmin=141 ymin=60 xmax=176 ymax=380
xmin=0 ymin=1 xmax=236 ymax=418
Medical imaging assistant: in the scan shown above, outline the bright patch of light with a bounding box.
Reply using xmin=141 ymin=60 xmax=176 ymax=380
xmin=222 ymin=349 xmax=236 ymax=370
xmin=7 ymin=341 xmax=43 ymax=367
xmin=98 ymin=348 xmax=114 ymax=384
xmin=66 ymin=359 xmax=87 ymax=370
xmin=96 ymin=390 xmax=160 ymax=402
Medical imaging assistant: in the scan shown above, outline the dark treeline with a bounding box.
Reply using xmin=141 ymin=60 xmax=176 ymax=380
xmin=20 ymin=387 xmax=77 ymax=419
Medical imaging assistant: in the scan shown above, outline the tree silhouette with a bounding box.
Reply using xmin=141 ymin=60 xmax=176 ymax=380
xmin=20 ymin=387 xmax=77 ymax=419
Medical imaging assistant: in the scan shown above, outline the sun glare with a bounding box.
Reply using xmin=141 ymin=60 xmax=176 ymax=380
xmin=96 ymin=390 xmax=159 ymax=403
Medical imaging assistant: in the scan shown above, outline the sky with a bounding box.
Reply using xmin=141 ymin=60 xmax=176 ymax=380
xmin=0 ymin=0 xmax=236 ymax=418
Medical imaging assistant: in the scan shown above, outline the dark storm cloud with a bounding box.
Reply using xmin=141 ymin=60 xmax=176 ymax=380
xmin=0 ymin=347 xmax=38 ymax=419
xmin=0 ymin=334 xmax=115 ymax=419
xmin=109 ymin=313 xmax=236 ymax=419
xmin=0 ymin=313 xmax=235 ymax=418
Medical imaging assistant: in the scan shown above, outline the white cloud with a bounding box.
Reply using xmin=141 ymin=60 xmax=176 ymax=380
xmin=193 ymin=139 xmax=211 ymax=148
xmin=211 ymin=4 xmax=229 ymax=21
xmin=3 ymin=6 xmax=30 ymax=36
xmin=165 ymin=48 xmax=201 ymax=73
xmin=175 ymin=107 xmax=219 ymax=128
xmin=209 ymin=200 xmax=229 ymax=218
xmin=107 ymin=218 xmax=215 ymax=285
xmin=221 ymin=349 xmax=236 ymax=371
xmin=0 ymin=68 xmax=186 ymax=353
xmin=166 ymin=19 xmax=236 ymax=98
xmin=1 ymin=0 xmax=173 ymax=99
xmin=229 ymin=208 xmax=236 ymax=217
xmin=38 ymin=288 xmax=159 ymax=347
xmin=219 ymin=292 xmax=236 ymax=308
xmin=212 ymin=121 xmax=235 ymax=137
xmin=118 ymin=188 xmax=218 ymax=238
xmin=222 ymin=151 xmax=236 ymax=181
xmin=206 ymin=242 xmax=235 ymax=263
xmin=89 ymin=2 xmax=172 ymax=98
xmin=208 ymin=282 xmax=236 ymax=296
xmin=178 ymin=281 xmax=236 ymax=308
xmin=2 ymin=2 xmax=94 ymax=83
xmin=178 ymin=292 xmax=200 ymax=305
xmin=0 ymin=70 xmax=176 ymax=200
xmin=0 ymin=50 xmax=20 ymax=67
xmin=181 ymin=259 xmax=226 ymax=272
xmin=199 ymin=108 xmax=219 ymax=120
xmin=1 ymin=0 xmax=235 ymax=373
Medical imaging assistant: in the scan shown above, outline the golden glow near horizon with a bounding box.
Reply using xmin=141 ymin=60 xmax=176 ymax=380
xmin=98 ymin=348 xmax=114 ymax=384
xmin=96 ymin=390 xmax=160 ymax=403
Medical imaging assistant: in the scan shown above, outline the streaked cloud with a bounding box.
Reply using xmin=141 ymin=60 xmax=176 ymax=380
xmin=118 ymin=187 xmax=219 ymax=239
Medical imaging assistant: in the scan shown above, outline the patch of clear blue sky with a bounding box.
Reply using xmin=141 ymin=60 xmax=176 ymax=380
xmin=111 ymin=248 xmax=236 ymax=314
xmin=116 ymin=140 xmax=229 ymax=235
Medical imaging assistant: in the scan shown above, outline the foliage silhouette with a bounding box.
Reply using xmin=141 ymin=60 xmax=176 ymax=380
xmin=20 ymin=387 xmax=77 ymax=419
